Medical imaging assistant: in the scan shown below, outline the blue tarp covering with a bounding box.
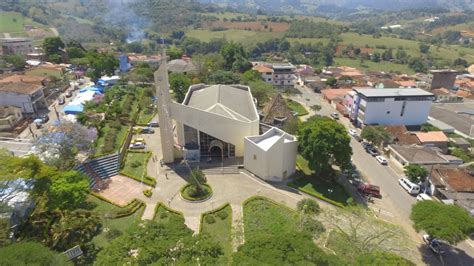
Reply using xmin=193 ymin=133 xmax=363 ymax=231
xmin=79 ymin=86 xmax=104 ymax=93
xmin=63 ymin=105 xmax=84 ymax=115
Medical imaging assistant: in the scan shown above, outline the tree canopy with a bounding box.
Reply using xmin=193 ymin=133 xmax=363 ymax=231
xmin=43 ymin=37 xmax=65 ymax=62
xmin=169 ymin=73 xmax=191 ymax=103
xmin=404 ymin=165 xmax=428 ymax=183
xmin=48 ymin=170 xmax=90 ymax=210
xmin=354 ymin=251 xmax=415 ymax=266
xmin=220 ymin=42 xmax=251 ymax=72
xmin=361 ymin=126 xmax=390 ymax=146
xmin=298 ymin=116 xmax=352 ymax=174
xmin=411 ymin=201 xmax=474 ymax=244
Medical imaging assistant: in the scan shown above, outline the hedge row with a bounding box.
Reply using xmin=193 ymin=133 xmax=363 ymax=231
xmin=152 ymin=203 xmax=184 ymax=221
xmin=90 ymin=193 xmax=145 ymax=218
xmin=180 ymin=184 xmax=213 ymax=201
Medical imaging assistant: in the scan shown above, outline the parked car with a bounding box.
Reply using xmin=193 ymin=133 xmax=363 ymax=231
xmin=58 ymin=97 xmax=65 ymax=105
xmin=423 ymin=235 xmax=446 ymax=255
xmin=131 ymin=138 xmax=146 ymax=144
xmin=148 ymin=121 xmax=159 ymax=127
xmin=376 ymin=155 xmax=387 ymax=165
xmin=330 ymin=112 xmax=339 ymax=120
xmin=129 ymin=142 xmax=146 ymax=149
xmin=367 ymin=147 xmax=380 ymax=156
xmin=348 ymin=129 xmax=358 ymax=136
xmin=416 ymin=193 xmax=433 ymax=201
xmin=398 ymin=178 xmax=421 ymax=195
xmin=362 ymin=141 xmax=372 ymax=150
xmin=358 ymin=183 xmax=382 ymax=198
xmin=35 ymin=115 xmax=49 ymax=124
xmin=65 ymin=91 xmax=73 ymax=98
xmin=141 ymin=127 xmax=155 ymax=134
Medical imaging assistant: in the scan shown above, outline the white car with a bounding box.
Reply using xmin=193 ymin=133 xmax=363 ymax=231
xmin=375 ymin=156 xmax=387 ymax=165
xmin=129 ymin=142 xmax=146 ymax=149
xmin=348 ymin=129 xmax=358 ymax=136
xmin=416 ymin=193 xmax=432 ymax=201
xmin=398 ymin=178 xmax=421 ymax=195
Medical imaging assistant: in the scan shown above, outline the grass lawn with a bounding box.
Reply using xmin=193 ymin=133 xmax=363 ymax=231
xmin=153 ymin=205 xmax=185 ymax=224
xmin=121 ymin=152 xmax=150 ymax=179
xmin=84 ymin=196 xmax=144 ymax=248
xmin=201 ymin=205 xmax=233 ymax=257
xmin=186 ymin=29 xmax=283 ymax=47
xmin=0 ymin=11 xmax=45 ymax=33
xmin=289 ymin=155 xmax=351 ymax=207
xmin=286 ymin=99 xmax=309 ymax=116
xmin=25 ymin=67 xmax=63 ymax=78
xmin=334 ymin=57 xmax=414 ymax=74
xmin=244 ymin=197 xmax=299 ymax=239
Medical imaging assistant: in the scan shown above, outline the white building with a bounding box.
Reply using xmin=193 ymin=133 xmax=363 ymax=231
xmin=253 ymin=63 xmax=297 ymax=86
xmin=0 ymin=82 xmax=47 ymax=114
xmin=170 ymin=84 xmax=260 ymax=161
xmin=244 ymin=127 xmax=298 ymax=182
xmin=351 ymin=88 xmax=434 ymax=127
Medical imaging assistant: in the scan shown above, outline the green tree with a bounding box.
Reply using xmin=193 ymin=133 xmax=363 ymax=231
xmin=241 ymin=69 xmax=262 ymax=84
xmin=298 ymin=116 xmax=352 ymax=174
xmin=411 ymin=201 xmax=474 ymax=244
xmin=66 ymin=47 xmax=85 ymax=59
xmin=48 ymin=171 xmax=90 ymax=210
xmin=43 ymin=37 xmax=65 ymax=62
xmin=207 ymin=70 xmax=240 ymax=84
xmin=354 ymin=251 xmax=415 ymax=266
xmin=371 ymin=52 xmax=381 ymax=62
xmin=360 ymin=126 xmax=390 ymax=146
xmin=233 ymin=232 xmax=339 ymax=265
xmin=408 ymin=57 xmax=427 ymax=73
xmin=3 ymin=55 xmax=26 ymax=69
xmin=168 ymin=45 xmax=183 ymax=60
xmin=95 ymin=220 xmax=223 ymax=264
xmin=220 ymin=42 xmax=249 ymax=71
xmin=326 ymin=77 xmax=337 ymax=87
xmin=86 ymin=51 xmax=119 ymax=82
xmin=169 ymin=73 xmax=191 ymax=103
xmin=249 ymin=80 xmax=275 ymax=107
xmin=0 ymin=242 xmax=70 ymax=265
xmin=403 ymin=165 xmax=428 ymax=183
xmin=419 ymin=43 xmax=430 ymax=54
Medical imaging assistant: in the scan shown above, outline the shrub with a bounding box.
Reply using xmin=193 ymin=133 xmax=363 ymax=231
xmin=131 ymin=161 xmax=142 ymax=168
xmin=105 ymin=228 xmax=122 ymax=241
xmin=109 ymin=120 xmax=122 ymax=129
xmin=160 ymin=212 xmax=168 ymax=219
xmin=186 ymin=185 xmax=199 ymax=197
xmin=205 ymin=215 xmax=216 ymax=224
xmin=143 ymin=189 xmax=152 ymax=198
xmin=217 ymin=210 xmax=229 ymax=220
xmin=297 ymin=199 xmax=321 ymax=215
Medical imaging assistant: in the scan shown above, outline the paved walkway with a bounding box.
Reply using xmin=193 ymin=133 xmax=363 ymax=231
xmin=231 ymin=204 xmax=244 ymax=251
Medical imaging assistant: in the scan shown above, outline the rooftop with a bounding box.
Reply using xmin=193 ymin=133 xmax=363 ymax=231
xmin=415 ymin=131 xmax=448 ymax=143
xmin=0 ymin=82 xmax=43 ymax=95
xmin=183 ymin=84 xmax=258 ymax=122
xmin=322 ymin=88 xmax=352 ymax=101
xmin=384 ymin=125 xmax=420 ymax=145
xmin=390 ymin=144 xmax=448 ymax=164
xmin=0 ymin=74 xmax=47 ymax=85
xmin=353 ymin=87 xmax=434 ymax=98
xmin=432 ymin=168 xmax=474 ymax=193
xmin=167 ymin=59 xmax=197 ymax=73
xmin=253 ymin=65 xmax=273 ymax=73
xmin=246 ymin=127 xmax=296 ymax=151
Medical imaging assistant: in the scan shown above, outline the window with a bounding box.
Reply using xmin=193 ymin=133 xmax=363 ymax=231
xmin=275 ymin=75 xmax=279 ymax=78
xmin=400 ymin=101 xmax=406 ymax=116
xmin=253 ymin=154 xmax=257 ymax=160
xmin=386 ymin=111 xmax=390 ymax=114
xmin=268 ymin=78 xmax=271 ymax=81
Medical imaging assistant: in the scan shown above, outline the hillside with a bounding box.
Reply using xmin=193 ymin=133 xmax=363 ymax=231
xmin=198 ymin=0 xmax=474 ymax=15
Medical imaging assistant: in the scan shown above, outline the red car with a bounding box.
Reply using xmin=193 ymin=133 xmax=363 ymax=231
xmin=358 ymin=183 xmax=381 ymax=198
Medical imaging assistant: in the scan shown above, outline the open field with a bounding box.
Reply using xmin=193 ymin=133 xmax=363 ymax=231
xmin=186 ymin=29 xmax=284 ymax=46
xmin=287 ymin=37 xmax=331 ymax=45
xmin=334 ymin=57 xmax=415 ymax=74
xmin=207 ymin=21 xmax=289 ymax=32
xmin=0 ymin=11 xmax=45 ymax=33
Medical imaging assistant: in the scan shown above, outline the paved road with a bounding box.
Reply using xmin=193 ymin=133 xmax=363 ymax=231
xmin=293 ymin=85 xmax=474 ymax=265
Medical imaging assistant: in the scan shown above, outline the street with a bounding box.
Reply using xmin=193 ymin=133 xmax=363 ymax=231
xmin=291 ymin=84 xmax=474 ymax=265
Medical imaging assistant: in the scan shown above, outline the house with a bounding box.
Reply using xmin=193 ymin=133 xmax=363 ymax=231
xmin=244 ymin=127 xmax=297 ymax=182
xmin=350 ymin=88 xmax=435 ymax=127
xmin=260 ymin=93 xmax=296 ymax=129
xmin=429 ymin=69 xmax=457 ymax=90
xmin=430 ymin=167 xmax=474 ymax=213
xmin=450 ymin=137 xmax=471 ymax=150
xmin=0 ymin=74 xmax=48 ymax=86
xmin=127 ymin=53 xmax=161 ymax=67
xmin=254 ymin=64 xmax=274 ymax=84
xmin=384 ymin=125 xmax=420 ymax=145
xmin=415 ymin=131 xmax=449 ymax=154
xmin=0 ymin=106 xmax=23 ymax=132
xmin=432 ymin=88 xmax=463 ymax=103
xmin=322 ymin=88 xmax=352 ymax=107
xmin=168 ymin=57 xmax=197 ymax=74
xmin=396 ymin=80 xmax=417 ymax=88
xmin=388 ymin=144 xmax=462 ymax=168
xmin=0 ymin=82 xmax=47 ymax=114
xmin=272 ymin=64 xmax=297 ymax=86
xmin=0 ymin=38 xmax=33 ymax=56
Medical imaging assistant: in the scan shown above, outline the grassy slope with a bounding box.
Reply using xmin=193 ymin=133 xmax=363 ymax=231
xmin=186 ymin=29 xmax=284 ymax=46
xmin=0 ymin=11 xmax=45 ymax=33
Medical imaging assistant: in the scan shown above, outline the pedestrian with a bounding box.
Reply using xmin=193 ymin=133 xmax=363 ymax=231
xmin=165 ymin=173 xmax=168 ymax=179
xmin=152 ymin=156 xmax=155 ymax=162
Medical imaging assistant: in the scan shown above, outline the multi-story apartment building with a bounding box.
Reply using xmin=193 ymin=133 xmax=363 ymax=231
xmin=350 ymin=88 xmax=435 ymax=127
xmin=0 ymin=82 xmax=47 ymax=114
xmin=253 ymin=63 xmax=296 ymax=86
